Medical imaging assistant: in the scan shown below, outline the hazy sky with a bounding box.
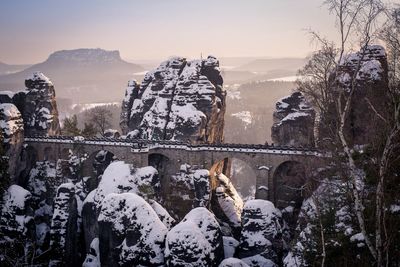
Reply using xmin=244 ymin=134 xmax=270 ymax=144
xmin=0 ymin=0 xmax=340 ymax=64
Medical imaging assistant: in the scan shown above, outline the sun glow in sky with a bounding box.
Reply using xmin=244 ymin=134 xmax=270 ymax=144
xmin=0 ymin=0 xmax=340 ymax=64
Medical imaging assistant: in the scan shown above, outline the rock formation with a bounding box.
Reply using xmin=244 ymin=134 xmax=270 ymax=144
xmin=21 ymin=72 xmax=60 ymax=136
xmin=271 ymin=91 xmax=315 ymax=147
xmin=165 ymin=207 xmax=223 ymax=266
xmin=321 ymin=45 xmax=389 ymax=146
xmin=0 ymin=103 xmax=24 ymax=179
xmin=120 ymin=56 xmax=225 ymax=144
xmin=237 ymin=200 xmax=283 ymax=266
xmin=98 ymin=192 xmax=168 ymax=266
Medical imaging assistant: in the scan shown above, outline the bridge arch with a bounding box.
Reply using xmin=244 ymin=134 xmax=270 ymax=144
xmin=209 ymin=157 xmax=257 ymax=199
xmin=43 ymin=146 xmax=55 ymax=162
xmin=272 ymin=160 xmax=307 ymax=210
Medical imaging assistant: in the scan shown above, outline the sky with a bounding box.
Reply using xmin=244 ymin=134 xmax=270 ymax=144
xmin=0 ymin=0 xmax=341 ymax=64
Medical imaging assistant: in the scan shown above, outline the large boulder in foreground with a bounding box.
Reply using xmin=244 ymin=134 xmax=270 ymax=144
xmin=98 ymin=192 xmax=167 ymax=267
xmin=165 ymin=207 xmax=223 ymax=266
xmin=120 ymin=56 xmax=225 ymax=144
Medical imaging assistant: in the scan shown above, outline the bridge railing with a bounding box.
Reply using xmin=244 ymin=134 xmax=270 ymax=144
xmin=24 ymin=135 xmax=324 ymax=156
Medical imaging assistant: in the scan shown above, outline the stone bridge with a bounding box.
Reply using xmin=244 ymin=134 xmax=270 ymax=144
xmin=24 ymin=135 xmax=327 ymax=207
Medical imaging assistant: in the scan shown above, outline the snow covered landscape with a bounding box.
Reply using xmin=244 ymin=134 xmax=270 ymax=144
xmin=1 ymin=1 xmax=400 ymax=267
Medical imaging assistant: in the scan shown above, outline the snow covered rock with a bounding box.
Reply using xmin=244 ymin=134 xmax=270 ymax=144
xmin=219 ymin=258 xmax=250 ymax=267
xmin=148 ymin=199 xmax=176 ymax=229
xmin=223 ymin=236 xmax=240 ymax=258
xmin=320 ymin=45 xmax=389 ymax=146
xmin=82 ymin=238 xmax=100 ymax=267
xmin=92 ymin=161 xmax=159 ymax=209
xmin=237 ymin=200 xmax=283 ymax=265
xmin=120 ymin=55 xmax=225 ymax=143
xmin=81 ymin=161 xmax=160 ymax=252
xmin=165 ymin=220 xmax=212 ymax=267
xmin=49 ymin=183 xmax=81 ymax=266
xmin=241 ymin=255 xmax=277 ymax=267
xmin=20 ymin=72 xmax=61 ymax=136
xmin=0 ymin=103 xmax=24 ymax=179
xmin=212 ymin=173 xmax=244 ymax=238
xmin=27 ymin=162 xmax=58 ymax=253
xmin=0 ymin=184 xmax=33 ymax=238
xmin=183 ymin=207 xmax=224 ymax=264
xmin=98 ymin=192 xmax=167 ymax=266
xmin=165 ymin=207 xmax=223 ymax=266
xmin=166 ymin=164 xmax=211 ymax=218
xmin=120 ymin=79 xmax=140 ymax=134
xmin=271 ymin=91 xmax=315 ymax=147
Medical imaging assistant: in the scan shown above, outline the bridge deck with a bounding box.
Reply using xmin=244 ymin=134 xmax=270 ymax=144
xmin=24 ymin=135 xmax=324 ymax=157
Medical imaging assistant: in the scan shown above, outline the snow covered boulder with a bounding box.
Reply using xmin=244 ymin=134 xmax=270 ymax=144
xmin=119 ymin=55 xmax=225 ymax=143
xmin=237 ymin=200 xmax=283 ymax=265
xmin=0 ymin=185 xmax=33 ymax=238
xmin=165 ymin=220 xmax=212 ymax=267
xmin=271 ymin=91 xmax=315 ymax=147
xmin=82 ymin=238 xmax=100 ymax=267
xmin=219 ymin=258 xmax=250 ymax=267
xmin=21 ymin=72 xmax=60 ymax=136
xmin=93 ymin=161 xmax=159 ymax=209
xmin=98 ymin=192 xmax=167 ymax=266
xmin=165 ymin=207 xmax=223 ymax=266
xmin=0 ymin=103 xmax=24 ymax=179
xmin=183 ymin=207 xmax=224 ymax=264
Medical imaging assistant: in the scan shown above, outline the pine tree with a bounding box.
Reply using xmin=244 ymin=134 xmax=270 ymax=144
xmin=61 ymin=115 xmax=81 ymax=136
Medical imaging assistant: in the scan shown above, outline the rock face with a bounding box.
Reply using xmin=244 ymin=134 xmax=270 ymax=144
xmin=321 ymin=45 xmax=389 ymax=146
xmin=271 ymin=91 xmax=315 ymax=147
xmin=0 ymin=103 xmax=24 ymax=179
xmin=165 ymin=164 xmax=211 ymax=219
xmin=81 ymin=161 xmax=162 ymax=253
xmin=21 ymin=72 xmax=60 ymax=136
xmin=49 ymin=183 xmax=80 ymax=266
xmin=165 ymin=207 xmax=223 ymax=266
xmin=120 ymin=56 xmax=225 ymax=144
xmin=98 ymin=192 xmax=168 ymax=266
xmin=237 ymin=200 xmax=283 ymax=266
xmin=0 ymin=184 xmax=33 ymax=240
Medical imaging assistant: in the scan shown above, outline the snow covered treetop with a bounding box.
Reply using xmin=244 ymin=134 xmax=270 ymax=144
xmin=25 ymin=72 xmax=53 ymax=88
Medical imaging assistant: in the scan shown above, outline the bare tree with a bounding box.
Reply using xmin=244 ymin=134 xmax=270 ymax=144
xmin=298 ymin=0 xmax=398 ymax=265
xmin=85 ymin=106 xmax=112 ymax=137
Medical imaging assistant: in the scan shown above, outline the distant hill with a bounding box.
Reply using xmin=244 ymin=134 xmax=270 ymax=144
xmin=0 ymin=48 xmax=144 ymax=102
xmin=0 ymin=61 xmax=31 ymax=75
xmin=234 ymin=57 xmax=306 ymax=73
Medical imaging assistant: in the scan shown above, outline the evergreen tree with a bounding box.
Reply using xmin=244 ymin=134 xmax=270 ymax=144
xmin=61 ymin=115 xmax=81 ymax=136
